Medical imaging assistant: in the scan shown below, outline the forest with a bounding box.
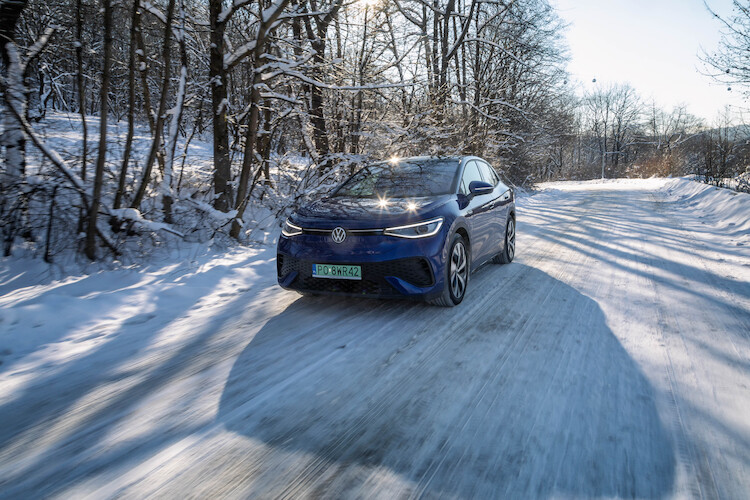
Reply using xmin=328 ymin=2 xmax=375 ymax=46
xmin=1 ymin=0 xmax=748 ymax=260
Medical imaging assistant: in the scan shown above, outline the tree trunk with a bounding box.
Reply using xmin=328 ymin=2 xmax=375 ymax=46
xmin=131 ymin=0 xmax=176 ymax=210
xmin=113 ymin=0 xmax=140 ymax=212
xmin=436 ymin=0 xmax=455 ymax=121
xmin=209 ymin=0 xmax=233 ymax=212
xmin=229 ymin=82 xmax=260 ymax=239
xmin=1 ymin=0 xmax=29 ymax=182
xmin=384 ymin=9 xmax=409 ymax=124
xmin=74 ymin=0 xmax=89 ymax=233
xmin=134 ymin=10 xmax=166 ymax=175
xmin=75 ymin=0 xmax=87 ymax=183
xmin=162 ymin=0 xmax=188 ymax=224
xmin=85 ymin=0 xmax=113 ymax=260
xmin=308 ymin=38 xmax=330 ymax=161
xmin=302 ymin=0 xmax=343 ymax=172
xmin=350 ymin=6 xmax=368 ymax=155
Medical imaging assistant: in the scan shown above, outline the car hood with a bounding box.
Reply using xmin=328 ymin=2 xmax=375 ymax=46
xmin=293 ymin=195 xmax=454 ymax=229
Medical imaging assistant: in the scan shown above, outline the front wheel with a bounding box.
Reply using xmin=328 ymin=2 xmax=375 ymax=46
xmin=493 ymin=217 xmax=515 ymax=264
xmin=430 ymin=233 xmax=469 ymax=307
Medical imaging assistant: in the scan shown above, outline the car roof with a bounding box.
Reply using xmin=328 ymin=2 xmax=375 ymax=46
xmin=392 ymin=155 xmax=471 ymax=163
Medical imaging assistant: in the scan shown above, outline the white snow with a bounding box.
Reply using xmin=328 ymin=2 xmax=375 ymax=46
xmin=0 ymin=178 xmax=748 ymax=498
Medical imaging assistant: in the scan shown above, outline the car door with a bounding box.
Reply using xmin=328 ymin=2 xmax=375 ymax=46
xmin=476 ymin=160 xmax=511 ymax=257
xmin=458 ymin=160 xmax=494 ymax=264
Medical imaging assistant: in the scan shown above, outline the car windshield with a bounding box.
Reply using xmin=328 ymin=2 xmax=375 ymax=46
xmin=334 ymin=159 xmax=459 ymax=198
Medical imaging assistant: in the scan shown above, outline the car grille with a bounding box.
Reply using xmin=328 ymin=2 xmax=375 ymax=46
xmin=301 ymin=228 xmax=384 ymax=236
xmin=278 ymin=255 xmax=434 ymax=295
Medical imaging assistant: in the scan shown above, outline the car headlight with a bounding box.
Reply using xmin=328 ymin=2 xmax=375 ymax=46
xmin=281 ymin=218 xmax=303 ymax=237
xmin=384 ymin=217 xmax=443 ymax=239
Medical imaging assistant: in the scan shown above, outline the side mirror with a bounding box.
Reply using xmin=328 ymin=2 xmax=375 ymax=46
xmin=469 ymin=180 xmax=494 ymax=196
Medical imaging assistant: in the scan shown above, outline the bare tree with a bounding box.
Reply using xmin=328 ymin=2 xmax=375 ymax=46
xmin=302 ymin=0 xmax=343 ymax=163
xmin=130 ymin=0 xmax=177 ymax=211
xmin=585 ymin=84 xmax=640 ymax=178
xmin=113 ymin=0 xmax=141 ymax=212
xmin=608 ymin=84 xmax=640 ymax=173
xmin=1 ymin=0 xmax=30 ymax=181
xmin=162 ymin=0 xmax=189 ymax=224
xmin=702 ymin=0 xmax=750 ymax=96
xmin=643 ymin=103 xmax=702 ymax=176
xmin=209 ymin=0 xmax=233 ymax=212
xmin=230 ymin=0 xmax=294 ymax=238
xmin=84 ymin=0 xmax=113 ymax=260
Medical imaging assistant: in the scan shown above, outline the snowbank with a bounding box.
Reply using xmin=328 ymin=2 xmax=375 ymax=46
xmin=661 ymin=177 xmax=750 ymax=248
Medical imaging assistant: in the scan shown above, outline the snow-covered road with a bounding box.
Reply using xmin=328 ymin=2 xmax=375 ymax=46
xmin=1 ymin=179 xmax=748 ymax=498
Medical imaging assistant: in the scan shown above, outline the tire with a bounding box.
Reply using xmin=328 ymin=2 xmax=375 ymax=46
xmin=493 ymin=217 xmax=515 ymax=264
xmin=429 ymin=233 xmax=470 ymax=307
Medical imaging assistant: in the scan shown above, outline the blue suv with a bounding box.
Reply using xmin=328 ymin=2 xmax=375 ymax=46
xmin=277 ymin=156 xmax=516 ymax=306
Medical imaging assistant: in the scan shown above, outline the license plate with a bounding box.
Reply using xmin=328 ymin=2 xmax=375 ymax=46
xmin=312 ymin=264 xmax=362 ymax=280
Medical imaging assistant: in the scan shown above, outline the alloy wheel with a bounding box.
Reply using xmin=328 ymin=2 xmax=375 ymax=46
xmin=450 ymin=240 xmax=468 ymax=299
xmin=506 ymin=219 xmax=515 ymax=260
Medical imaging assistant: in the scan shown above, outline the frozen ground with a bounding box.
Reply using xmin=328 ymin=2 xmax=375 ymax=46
xmin=0 ymin=178 xmax=748 ymax=498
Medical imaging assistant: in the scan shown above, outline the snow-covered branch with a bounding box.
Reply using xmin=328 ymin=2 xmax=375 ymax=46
xmin=224 ymin=40 xmax=256 ymax=70
xmin=21 ymin=25 xmax=58 ymax=72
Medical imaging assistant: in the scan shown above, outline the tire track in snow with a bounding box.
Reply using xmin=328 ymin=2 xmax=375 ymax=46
xmin=649 ymin=190 xmax=750 ymax=357
xmin=409 ymin=193 xmax=611 ymax=498
xmin=631 ymin=191 xmax=723 ymax=500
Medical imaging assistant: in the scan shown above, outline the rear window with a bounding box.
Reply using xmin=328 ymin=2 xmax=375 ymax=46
xmin=334 ymin=159 xmax=460 ymax=198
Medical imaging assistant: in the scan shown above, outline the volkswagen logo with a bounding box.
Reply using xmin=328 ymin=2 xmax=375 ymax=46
xmin=331 ymin=227 xmax=346 ymax=244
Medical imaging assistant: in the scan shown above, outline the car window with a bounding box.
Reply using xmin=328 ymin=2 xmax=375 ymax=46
xmin=476 ymin=161 xmax=496 ymax=186
xmin=480 ymin=160 xmax=509 ymax=192
xmin=459 ymin=161 xmax=484 ymax=195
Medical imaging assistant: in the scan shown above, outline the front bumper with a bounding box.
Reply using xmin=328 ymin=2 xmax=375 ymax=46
xmin=277 ymin=232 xmax=447 ymax=299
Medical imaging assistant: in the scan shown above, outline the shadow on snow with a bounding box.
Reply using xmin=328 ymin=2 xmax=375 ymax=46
xmin=218 ymin=264 xmax=675 ymax=498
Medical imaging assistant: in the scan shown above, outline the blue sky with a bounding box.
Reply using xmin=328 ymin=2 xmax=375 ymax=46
xmin=550 ymin=0 xmax=746 ymax=123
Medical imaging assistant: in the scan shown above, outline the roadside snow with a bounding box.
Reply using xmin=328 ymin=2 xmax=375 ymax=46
xmin=662 ymin=177 xmax=750 ymax=250
xmin=0 ymin=245 xmax=277 ymax=402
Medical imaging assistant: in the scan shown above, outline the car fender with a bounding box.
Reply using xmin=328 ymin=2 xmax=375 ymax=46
xmin=445 ymin=216 xmax=471 ymax=257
